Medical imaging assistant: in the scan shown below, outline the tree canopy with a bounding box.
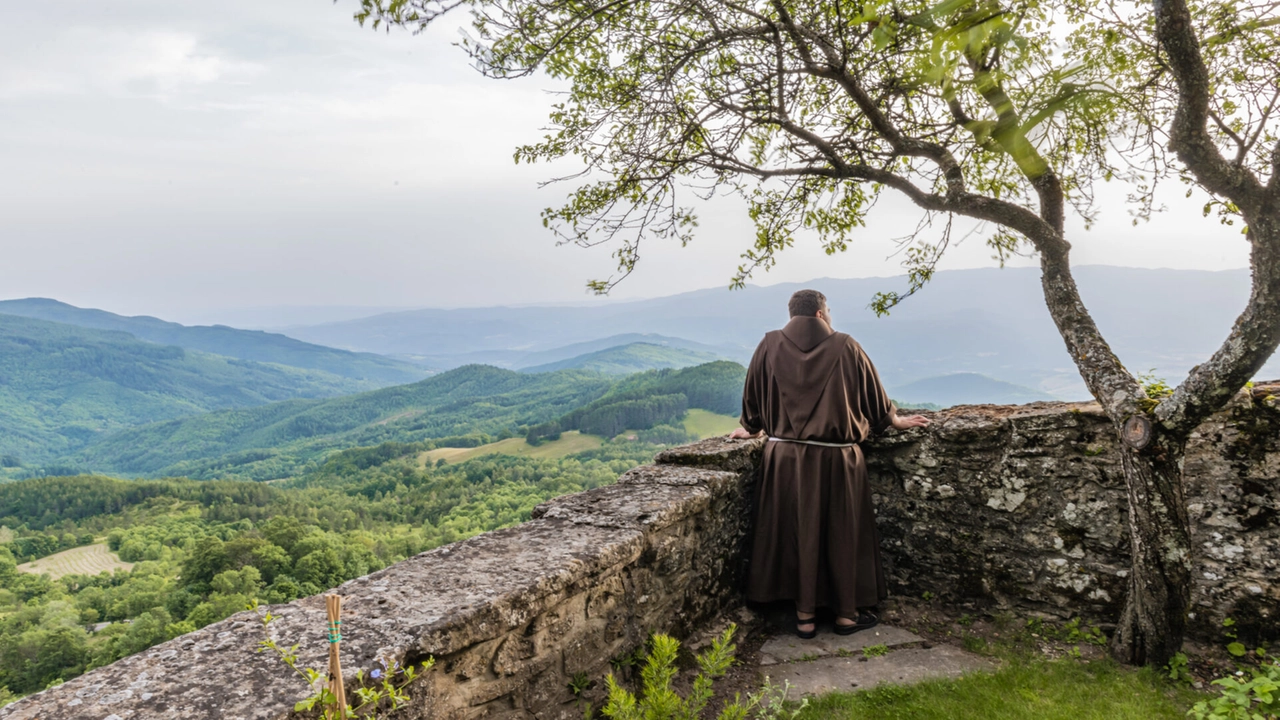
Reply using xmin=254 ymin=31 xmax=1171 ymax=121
xmin=355 ymin=0 xmax=1280 ymax=666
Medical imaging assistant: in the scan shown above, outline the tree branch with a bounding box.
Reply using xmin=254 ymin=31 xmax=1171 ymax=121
xmin=1152 ymin=0 xmax=1268 ymax=209
xmin=1151 ymin=0 xmax=1280 ymax=434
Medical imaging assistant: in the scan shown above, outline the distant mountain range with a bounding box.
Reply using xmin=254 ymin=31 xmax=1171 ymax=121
xmin=277 ymin=266 xmax=1274 ymax=400
xmin=2 ymin=265 xmax=1273 ymax=475
xmin=522 ymin=342 xmax=723 ymax=374
xmin=393 ymin=332 xmax=739 ymax=372
xmin=0 ymin=314 xmax=391 ymax=465
xmin=0 ymin=298 xmax=429 ymax=386
xmin=890 ymin=372 xmax=1054 ymax=407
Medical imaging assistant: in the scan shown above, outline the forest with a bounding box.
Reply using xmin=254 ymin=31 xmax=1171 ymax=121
xmin=0 ymin=442 xmax=662 ymax=698
xmin=0 ymin=361 xmax=749 ymax=701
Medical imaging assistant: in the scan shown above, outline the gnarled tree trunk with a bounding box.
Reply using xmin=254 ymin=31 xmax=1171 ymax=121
xmin=1109 ymin=429 xmax=1194 ymax=665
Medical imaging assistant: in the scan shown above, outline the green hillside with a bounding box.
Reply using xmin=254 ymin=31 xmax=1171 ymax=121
xmin=0 ymin=298 xmax=428 ymax=386
xmin=0 ymin=314 xmax=386 ymax=466
xmin=65 ymin=365 xmax=610 ymax=480
xmin=521 ymin=342 xmax=724 ymax=374
xmin=66 ymin=362 xmax=747 ymax=481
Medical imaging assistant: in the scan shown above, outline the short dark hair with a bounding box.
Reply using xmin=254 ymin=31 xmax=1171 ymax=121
xmin=788 ymin=289 xmax=827 ymax=317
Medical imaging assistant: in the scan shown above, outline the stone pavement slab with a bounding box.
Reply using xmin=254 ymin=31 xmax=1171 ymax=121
xmin=761 ymin=644 xmax=997 ymax=697
xmin=759 ymin=624 xmax=925 ymax=665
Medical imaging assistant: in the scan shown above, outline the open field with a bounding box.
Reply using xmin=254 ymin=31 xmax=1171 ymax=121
xmin=16 ymin=543 xmax=133 ymax=579
xmin=683 ymin=409 xmax=741 ymax=439
xmin=420 ymin=431 xmax=605 ymax=465
xmin=420 ymin=411 xmax=740 ymax=467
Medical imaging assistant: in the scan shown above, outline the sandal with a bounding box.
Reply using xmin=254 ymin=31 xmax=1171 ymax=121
xmin=796 ymin=613 xmax=818 ymax=639
xmin=833 ymin=610 xmax=878 ymax=636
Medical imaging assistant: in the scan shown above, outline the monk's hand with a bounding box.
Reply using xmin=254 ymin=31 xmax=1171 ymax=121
xmin=891 ymin=414 xmax=930 ymax=430
xmin=729 ymin=427 xmax=761 ymax=439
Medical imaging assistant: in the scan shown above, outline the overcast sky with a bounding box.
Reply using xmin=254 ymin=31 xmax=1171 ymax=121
xmin=0 ymin=0 xmax=1253 ymax=325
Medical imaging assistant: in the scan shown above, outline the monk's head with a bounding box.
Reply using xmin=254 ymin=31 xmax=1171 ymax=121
xmin=788 ymin=289 xmax=831 ymax=326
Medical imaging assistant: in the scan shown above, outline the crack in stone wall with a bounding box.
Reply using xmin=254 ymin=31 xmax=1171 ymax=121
xmin=4 ymin=384 xmax=1276 ymax=719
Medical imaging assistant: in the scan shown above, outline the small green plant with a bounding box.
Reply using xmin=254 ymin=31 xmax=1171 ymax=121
xmin=252 ymin=601 xmax=433 ymax=719
xmin=610 ymin=642 xmax=649 ymax=674
xmin=569 ymin=670 xmax=591 ymax=696
xmin=748 ymin=677 xmax=809 ymax=719
xmin=961 ymin=633 xmax=988 ymax=654
xmin=922 ymin=591 xmax=936 ymax=601
xmin=862 ymin=644 xmax=889 ymax=658
xmin=1188 ymin=657 xmax=1280 ymax=720
xmin=600 ymin=624 xmax=804 ymax=720
xmin=1136 ymin=370 xmax=1175 ymax=401
xmin=1062 ymin=618 xmax=1108 ymax=647
xmin=568 ymin=669 xmax=595 ymax=719
xmin=1167 ymin=651 xmax=1193 ymax=685
xmin=958 ymin=613 xmax=974 ymax=627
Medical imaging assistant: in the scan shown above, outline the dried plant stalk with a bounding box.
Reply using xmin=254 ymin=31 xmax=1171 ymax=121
xmin=326 ymin=594 xmax=346 ymax=719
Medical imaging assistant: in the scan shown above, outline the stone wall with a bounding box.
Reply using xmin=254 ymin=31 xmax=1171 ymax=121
xmin=864 ymin=383 xmax=1280 ymax=644
xmin=4 ymin=384 xmax=1277 ymax=719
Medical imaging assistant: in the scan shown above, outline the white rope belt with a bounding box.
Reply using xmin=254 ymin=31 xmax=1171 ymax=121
xmin=768 ymin=437 xmax=857 ymax=448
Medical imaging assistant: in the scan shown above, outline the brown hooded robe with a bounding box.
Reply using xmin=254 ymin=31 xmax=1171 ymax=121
xmin=741 ymin=315 xmax=894 ymax=616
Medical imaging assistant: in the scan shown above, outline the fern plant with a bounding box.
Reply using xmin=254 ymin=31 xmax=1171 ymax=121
xmin=600 ymin=624 xmax=805 ymax=720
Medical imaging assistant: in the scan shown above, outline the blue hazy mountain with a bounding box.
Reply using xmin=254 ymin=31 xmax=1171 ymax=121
xmin=0 ymin=298 xmax=430 ymax=386
xmin=888 ymin=373 xmax=1055 ymax=407
xmin=281 ymin=266 xmax=1270 ymax=401
xmin=521 ymin=342 xmax=724 ymax=374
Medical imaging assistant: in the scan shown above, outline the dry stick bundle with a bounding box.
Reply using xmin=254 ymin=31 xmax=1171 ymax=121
xmin=325 ymin=594 xmax=347 ymax=719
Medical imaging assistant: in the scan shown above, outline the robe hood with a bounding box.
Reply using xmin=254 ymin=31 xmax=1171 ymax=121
xmin=780 ymin=315 xmax=836 ymax=352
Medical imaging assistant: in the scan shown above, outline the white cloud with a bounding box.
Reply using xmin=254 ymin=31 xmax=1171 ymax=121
xmin=0 ymin=0 xmax=1252 ymax=320
xmin=0 ymin=28 xmax=260 ymax=100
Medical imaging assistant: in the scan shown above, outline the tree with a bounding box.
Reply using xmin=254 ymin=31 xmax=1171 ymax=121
xmin=357 ymin=0 xmax=1280 ymax=665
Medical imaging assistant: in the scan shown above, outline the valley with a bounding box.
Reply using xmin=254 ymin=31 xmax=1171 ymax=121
xmin=0 ymin=266 xmax=1272 ymax=705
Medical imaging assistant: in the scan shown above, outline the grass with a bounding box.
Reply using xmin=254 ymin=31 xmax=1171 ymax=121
xmin=419 ymin=431 xmax=605 ymax=465
xmin=16 ymin=542 xmax=133 ymax=579
xmin=682 ymin=409 xmax=742 ymax=439
xmin=417 ymin=409 xmax=741 ymax=467
xmin=797 ymin=658 xmax=1202 ymax=720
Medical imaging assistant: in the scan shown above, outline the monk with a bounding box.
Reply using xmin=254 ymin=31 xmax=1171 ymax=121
xmin=730 ymin=289 xmax=929 ymax=638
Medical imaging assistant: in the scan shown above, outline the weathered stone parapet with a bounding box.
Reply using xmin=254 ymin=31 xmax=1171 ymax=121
xmin=5 ymin=384 xmax=1277 ymax=718
xmin=648 ymin=388 xmax=1279 ymax=643
xmin=1 ymin=462 xmax=755 ymax=720
xmin=861 ymin=385 xmax=1280 ymax=644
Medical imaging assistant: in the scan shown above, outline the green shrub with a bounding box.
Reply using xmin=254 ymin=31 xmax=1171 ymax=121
xmin=601 ymin=624 xmax=806 ymax=720
xmin=1188 ymin=657 xmax=1280 ymax=720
